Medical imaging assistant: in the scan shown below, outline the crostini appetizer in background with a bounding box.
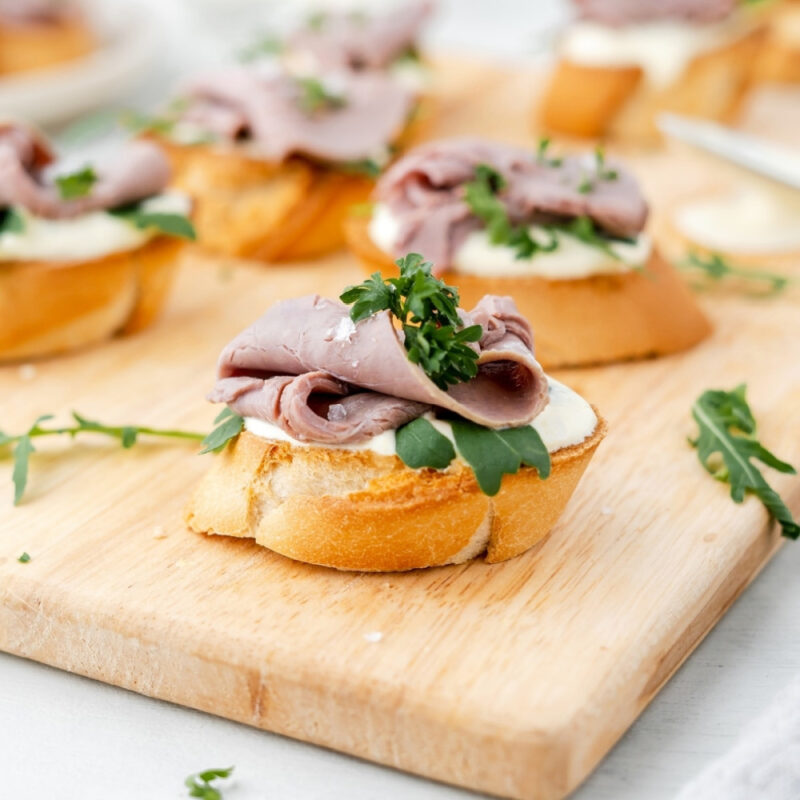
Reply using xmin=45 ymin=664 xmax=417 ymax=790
xmin=282 ymin=0 xmax=433 ymax=93
xmin=186 ymin=255 xmax=605 ymax=572
xmin=346 ymin=137 xmax=711 ymax=369
xmin=0 ymin=0 xmax=95 ymax=76
xmin=539 ymin=0 xmax=765 ymax=142
xmin=754 ymin=0 xmax=800 ymax=83
xmin=148 ymin=56 xmax=422 ymax=264
xmin=0 ymin=122 xmax=194 ymax=362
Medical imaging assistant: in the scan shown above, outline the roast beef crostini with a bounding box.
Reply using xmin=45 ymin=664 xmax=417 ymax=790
xmin=345 ymin=137 xmax=710 ymax=369
xmin=0 ymin=122 xmax=194 ymax=362
xmin=539 ymin=0 xmax=766 ymax=142
xmin=0 ymin=0 xmax=95 ymax=76
xmin=147 ymin=54 xmax=425 ymax=264
xmin=186 ymin=255 xmax=605 ymax=572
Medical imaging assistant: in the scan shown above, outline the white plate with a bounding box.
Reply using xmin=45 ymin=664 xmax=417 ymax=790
xmin=0 ymin=0 xmax=160 ymax=127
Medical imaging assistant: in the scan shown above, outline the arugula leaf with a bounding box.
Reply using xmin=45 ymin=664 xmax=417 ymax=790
xmin=296 ymin=77 xmax=346 ymax=114
xmin=338 ymin=159 xmax=382 ymax=178
xmin=55 ymin=166 xmax=97 ymax=200
xmin=681 ymin=251 xmax=790 ymax=296
xmin=2 ymin=412 xmax=207 ymax=505
xmin=0 ymin=207 xmax=26 ymax=234
xmin=395 ymin=417 xmax=455 ymax=469
xmin=451 ymin=421 xmax=551 ymax=495
xmin=17 ymin=552 xmax=31 ymax=563
xmin=691 ymin=384 xmax=799 ymax=539
xmin=201 ymin=408 xmax=244 ymax=454
xmin=340 ymin=254 xmax=482 ymax=389
xmin=110 ymin=203 xmax=196 ymax=241
xmin=185 ymin=766 xmax=234 ymax=800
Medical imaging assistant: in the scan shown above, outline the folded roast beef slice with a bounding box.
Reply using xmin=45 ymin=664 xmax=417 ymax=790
xmin=572 ymin=0 xmax=736 ymax=26
xmin=286 ymin=0 xmax=433 ymax=70
xmin=209 ymin=294 xmax=549 ymax=444
xmin=180 ymin=65 xmax=414 ymax=163
xmin=0 ymin=0 xmax=73 ymax=24
xmin=375 ymin=137 xmax=649 ymax=270
xmin=0 ymin=123 xmax=170 ymax=220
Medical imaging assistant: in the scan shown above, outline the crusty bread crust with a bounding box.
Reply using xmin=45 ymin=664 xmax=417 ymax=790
xmin=755 ymin=3 xmax=800 ymax=83
xmin=345 ymin=214 xmax=711 ymax=369
xmin=0 ymin=236 xmax=182 ymax=362
xmin=0 ymin=18 xmax=95 ymax=75
xmin=185 ymin=417 xmax=606 ymax=572
xmin=539 ymin=27 xmax=764 ymax=142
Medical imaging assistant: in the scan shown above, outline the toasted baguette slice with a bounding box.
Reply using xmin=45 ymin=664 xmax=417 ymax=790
xmin=0 ymin=236 xmax=182 ymax=362
xmin=345 ymin=214 xmax=711 ymax=369
xmin=755 ymin=3 xmax=800 ymax=83
xmin=185 ymin=418 xmax=605 ymax=572
xmin=539 ymin=27 xmax=763 ymax=142
xmin=0 ymin=18 xmax=95 ymax=75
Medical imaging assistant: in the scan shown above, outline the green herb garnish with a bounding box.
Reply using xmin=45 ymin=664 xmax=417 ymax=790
xmin=110 ymin=201 xmax=196 ymax=241
xmin=340 ymin=253 xmax=482 ymax=390
xmin=536 ymin=137 xmax=562 ymax=167
xmin=201 ymin=408 xmax=244 ymax=454
xmin=296 ymin=77 xmax=346 ymax=114
xmin=338 ymin=159 xmax=382 ymax=178
xmin=681 ymin=251 xmax=791 ymax=296
xmin=1 ymin=413 xmax=207 ymax=505
xmin=239 ymin=35 xmax=283 ymax=63
xmin=307 ymin=10 xmax=327 ymax=30
xmin=691 ymin=385 xmax=799 ymax=539
xmin=185 ymin=766 xmax=234 ymax=800
xmin=17 ymin=552 xmax=31 ymax=564
xmin=0 ymin=207 xmax=26 ymax=235
xmin=594 ymin=147 xmax=618 ymax=182
xmin=555 ymin=215 xmax=634 ymax=260
xmin=395 ymin=417 xmax=456 ymax=469
xmin=55 ymin=166 xmax=97 ymax=200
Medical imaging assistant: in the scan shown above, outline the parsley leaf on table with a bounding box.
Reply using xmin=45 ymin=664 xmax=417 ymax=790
xmin=185 ymin=766 xmax=234 ymax=800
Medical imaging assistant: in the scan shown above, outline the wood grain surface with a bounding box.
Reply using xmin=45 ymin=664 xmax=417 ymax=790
xmin=1 ymin=59 xmax=799 ymax=800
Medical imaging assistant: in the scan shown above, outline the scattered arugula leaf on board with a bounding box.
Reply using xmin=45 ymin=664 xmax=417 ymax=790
xmin=340 ymin=253 xmax=482 ymax=389
xmin=681 ymin=251 xmax=791 ymax=296
xmin=691 ymin=385 xmax=799 ymax=539
xmin=296 ymin=77 xmax=346 ymax=114
xmin=55 ymin=166 xmax=97 ymax=200
xmin=1 ymin=413 xmax=207 ymax=505
xmin=201 ymin=408 xmax=245 ymax=455
xmin=0 ymin=207 xmax=26 ymax=234
xmin=185 ymin=766 xmax=234 ymax=800
xmin=109 ymin=202 xmax=196 ymax=241
xmin=17 ymin=552 xmax=31 ymax=564
xmin=395 ymin=417 xmax=455 ymax=469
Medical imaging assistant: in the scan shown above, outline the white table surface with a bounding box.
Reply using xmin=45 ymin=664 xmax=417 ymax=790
xmin=4 ymin=0 xmax=800 ymax=798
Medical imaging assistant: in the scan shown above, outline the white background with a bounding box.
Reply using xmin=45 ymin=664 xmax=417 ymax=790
xmin=4 ymin=1 xmax=800 ymax=798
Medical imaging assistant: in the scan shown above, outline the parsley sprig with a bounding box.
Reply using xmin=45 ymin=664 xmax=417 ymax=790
xmin=340 ymin=253 xmax=482 ymax=389
xmin=0 ymin=413 xmax=207 ymax=505
xmin=55 ymin=166 xmax=97 ymax=200
xmin=185 ymin=766 xmax=234 ymax=800
xmin=681 ymin=251 xmax=791 ymax=296
xmin=691 ymin=385 xmax=799 ymax=539
xmin=463 ymin=163 xmax=634 ymax=261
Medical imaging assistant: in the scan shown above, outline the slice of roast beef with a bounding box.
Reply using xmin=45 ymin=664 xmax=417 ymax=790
xmin=0 ymin=123 xmax=170 ymax=220
xmin=179 ymin=64 xmax=414 ymax=164
xmin=375 ymin=137 xmax=648 ymax=270
xmin=573 ymin=0 xmax=736 ymax=26
xmin=209 ymin=293 xmax=548 ymax=444
xmin=286 ymin=0 xmax=433 ymax=71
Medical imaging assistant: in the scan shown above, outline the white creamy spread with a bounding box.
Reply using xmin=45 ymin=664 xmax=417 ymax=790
xmin=244 ymin=377 xmax=598 ymax=460
xmin=674 ymin=183 xmax=800 ymax=254
xmin=389 ymin=59 xmax=431 ymax=93
xmin=368 ymin=202 xmax=650 ymax=279
xmin=0 ymin=193 xmax=191 ymax=263
xmin=561 ymin=19 xmax=742 ymax=88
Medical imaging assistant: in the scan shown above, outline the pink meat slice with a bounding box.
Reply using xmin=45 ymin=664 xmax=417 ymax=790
xmin=0 ymin=123 xmax=170 ymax=219
xmin=209 ymin=294 xmax=549 ymax=444
xmin=286 ymin=0 xmax=434 ymax=70
xmin=573 ymin=0 xmax=736 ymax=26
xmin=180 ymin=65 xmax=414 ymax=163
xmin=375 ymin=137 xmax=649 ymax=270
xmin=0 ymin=0 xmax=73 ymax=25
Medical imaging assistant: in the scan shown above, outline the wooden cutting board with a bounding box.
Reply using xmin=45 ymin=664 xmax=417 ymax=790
xmin=2 ymin=60 xmax=799 ymax=800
